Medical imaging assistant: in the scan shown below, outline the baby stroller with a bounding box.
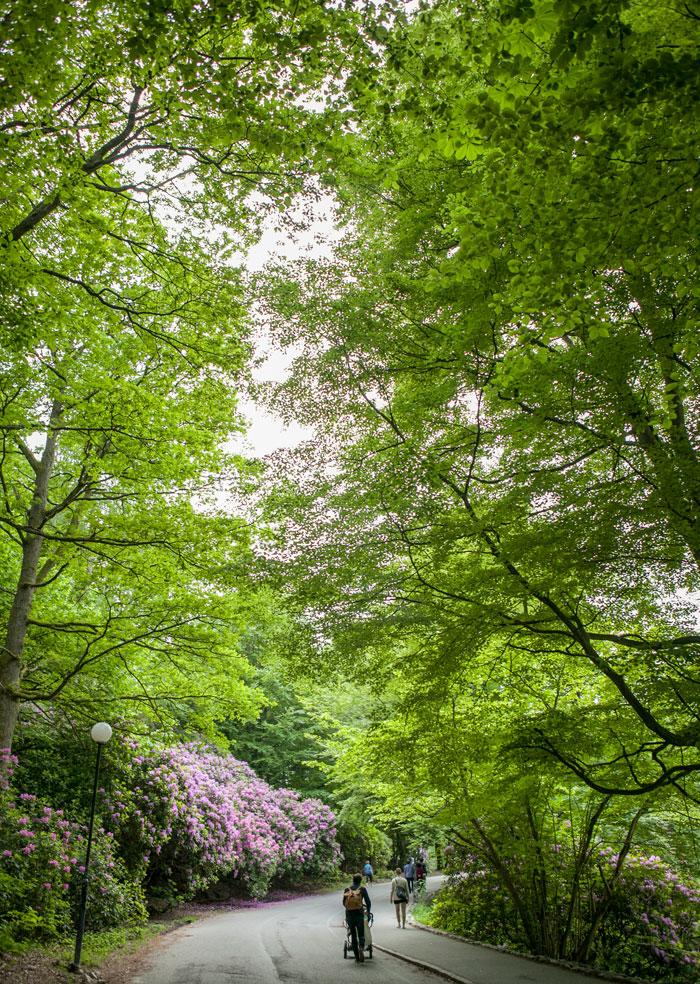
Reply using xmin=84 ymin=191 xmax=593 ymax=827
xmin=343 ymin=906 xmax=373 ymax=960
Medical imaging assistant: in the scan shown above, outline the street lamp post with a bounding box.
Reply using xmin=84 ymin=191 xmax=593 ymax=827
xmin=69 ymin=722 xmax=112 ymax=973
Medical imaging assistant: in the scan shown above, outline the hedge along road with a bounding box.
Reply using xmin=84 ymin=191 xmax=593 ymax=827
xmin=129 ymin=877 xmax=609 ymax=984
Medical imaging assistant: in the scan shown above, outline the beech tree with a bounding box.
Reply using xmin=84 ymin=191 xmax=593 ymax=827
xmin=0 ymin=0 xmax=394 ymax=748
xmin=0 ymin=256 xmax=265 ymax=746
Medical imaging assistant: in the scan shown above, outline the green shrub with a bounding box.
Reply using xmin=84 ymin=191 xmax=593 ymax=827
xmin=429 ymin=870 xmax=517 ymax=947
xmin=335 ymin=818 xmax=392 ymax=873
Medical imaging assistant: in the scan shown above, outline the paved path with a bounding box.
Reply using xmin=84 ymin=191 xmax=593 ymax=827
xmin=129 ymin=877 xmax=604 ymax=984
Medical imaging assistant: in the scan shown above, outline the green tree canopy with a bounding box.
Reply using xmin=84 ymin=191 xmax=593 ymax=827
xmin=258 ymin=0 xmax=700 ymax=798
xmin=0 ymin=0 xmax=397 ymax=748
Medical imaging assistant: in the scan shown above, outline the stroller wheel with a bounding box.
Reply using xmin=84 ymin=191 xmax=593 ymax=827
xmin=343 ymin=942 xmax=348 ymax=959
xmin=368 ymin=946 xmax=373 ymax=959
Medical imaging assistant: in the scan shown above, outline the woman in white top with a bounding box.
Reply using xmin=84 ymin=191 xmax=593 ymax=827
xmin=390 ymin=867 xmax=410 ymax=927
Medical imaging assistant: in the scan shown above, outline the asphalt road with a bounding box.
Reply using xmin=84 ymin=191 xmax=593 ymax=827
xmin=129 ymin=885 xmax=437 ymax=984
xmin=129 ymin=879 xmax=605 ymax=984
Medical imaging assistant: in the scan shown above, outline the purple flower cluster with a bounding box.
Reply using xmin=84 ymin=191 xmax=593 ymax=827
xmin=110 ymin=744 xmax=340 ymax=898
xmin=0 ymin=747 xmax=16 ymax=790
xmin=606 ymin=852 xmax=699 ymax=973
xmin=0 ymin=762 xmax=144 ymax=941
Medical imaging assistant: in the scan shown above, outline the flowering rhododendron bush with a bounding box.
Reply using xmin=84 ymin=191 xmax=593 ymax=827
xmin=111 ymin=744 xmax=341 ymax=900
xmin=430 ymin=846 xmax=699 ymax=982
xmin=0 ymin=742 xmax=340 ymax=946
xmin=596 ymin=853 xmax=700 ymax=980
xmin=0 ymin=749 xmax=146 ymax=948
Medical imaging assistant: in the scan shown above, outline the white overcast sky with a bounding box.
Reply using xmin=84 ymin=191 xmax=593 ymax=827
xmin=229 ymin=195 xmax=341 ymax=458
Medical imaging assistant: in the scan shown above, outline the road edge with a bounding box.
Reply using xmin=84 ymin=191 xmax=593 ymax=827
xmin=371 ymin=942 xmax=476 ymax=984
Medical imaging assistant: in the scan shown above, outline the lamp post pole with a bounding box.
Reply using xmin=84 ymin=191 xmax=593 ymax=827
xmin=70 ymin=722 xmax=112 ymax=973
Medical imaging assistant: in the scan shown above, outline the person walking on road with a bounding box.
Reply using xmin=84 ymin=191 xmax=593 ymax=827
xmin=343 ymin=873 xmax=371 ymax=961
xmin=362 ymin=859 xmax=374 ymax=884
xmin=391 ymin=867 xmax=410 ymax=928
xmin=403 ymin=857 xmax=416 ymax=896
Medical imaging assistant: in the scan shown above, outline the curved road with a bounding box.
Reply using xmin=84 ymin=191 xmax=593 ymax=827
xmin=130 ymin=879 xmax=606 ymax=984
xmin=130 ymin=887 xmax=429 ymax=984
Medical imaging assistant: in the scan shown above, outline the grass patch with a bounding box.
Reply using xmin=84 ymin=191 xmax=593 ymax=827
xmin=53 ymin=917 xmax=195 ymax=969
xmin=0 ymin=918 xmax=199 ymax=982
xmin=53 ymin=923 xmax=158 ymax=968
xmin=412 ymin=901 xmax=435 ymax=926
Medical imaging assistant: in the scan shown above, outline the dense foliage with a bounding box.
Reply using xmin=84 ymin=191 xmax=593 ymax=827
xmin=323 ymin=664 xmax=700 ymax=975
xmin=0 ymin=0 xmax=392 ymax=749
xmin=252 ymin=0 xmax=700 ymax=977
xmin=222 ymin=665 xmax=334 ymax=799
xmin=261 ymin=0 xmax=700 ymax=800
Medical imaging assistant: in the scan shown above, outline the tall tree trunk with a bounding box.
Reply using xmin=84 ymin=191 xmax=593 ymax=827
xmin=469 ymin=818 xmax=542 ymax=954
xmin=525 ymin=801 xmax=551 ymax=956
xmin=574 ymin=807 xmax=646 ymax=964
xmin=559 ymin=796 xmax=610 ymax=959
xmin=0 ymin=401 xmax=61 ymax=750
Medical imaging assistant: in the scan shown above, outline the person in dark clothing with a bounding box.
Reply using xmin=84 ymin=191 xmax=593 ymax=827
xmin=342 ymin=873 xmax=371 ymax=962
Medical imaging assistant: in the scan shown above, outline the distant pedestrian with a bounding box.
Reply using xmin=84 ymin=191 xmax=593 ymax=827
xmin=415 ymin=859 xmax=426 ymax=890
xmin=403 ymin=857 xmax=416 ymax=895
xmin=362 ymin=860 xmax=374 ymax=883
xmin=343 ymin=873 xmax=371 ymax=961
xmin=391 ymin=867 xmax=410 ymax=927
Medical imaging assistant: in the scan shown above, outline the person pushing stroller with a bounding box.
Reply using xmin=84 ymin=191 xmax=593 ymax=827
xmin=342 ymin=873 xmax=372 ymax=962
